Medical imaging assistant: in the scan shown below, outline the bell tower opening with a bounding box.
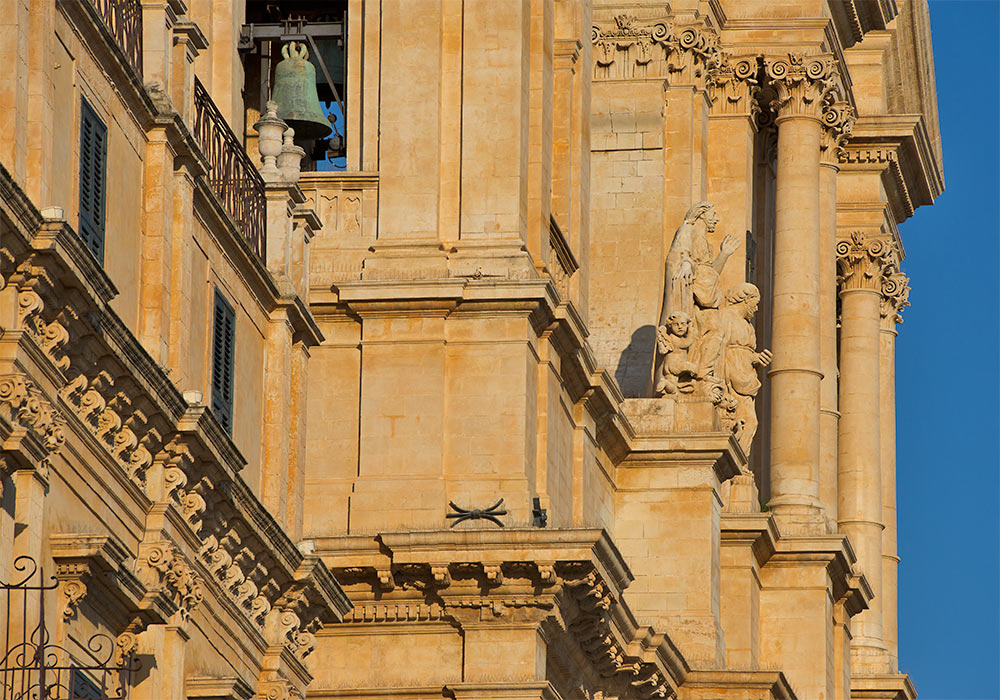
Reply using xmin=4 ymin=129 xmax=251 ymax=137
xmin=240 ymin=1 xmax=348 ymax=171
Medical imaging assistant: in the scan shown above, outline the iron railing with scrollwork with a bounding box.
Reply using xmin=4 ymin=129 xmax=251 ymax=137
xmin=1 ymin=556 xmax=137 ymax=700
xmin=193 ymin=78 xmax=267 ymax=262
xmin=88 ymin=0 xmax=143 ymax=76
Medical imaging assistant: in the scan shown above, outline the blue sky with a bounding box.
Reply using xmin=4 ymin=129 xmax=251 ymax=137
xmin=895 ymin=2 xmax=1000 ymax=698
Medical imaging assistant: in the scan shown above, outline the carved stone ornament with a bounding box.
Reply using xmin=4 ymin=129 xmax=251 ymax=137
xmin=881 ymin=264 xmax=910 ymax=327
xmin=821 ymin=100 xmax=857 ymax=161
xmin=707 ymin=55 xmax=760 ymax=117
xmin=836 ymin=231 xmax=893 ymax=292
xmin=653 ymin=203 xmax=771 ymax=457
xmin=336 ymin=559 xmax=671 ymax=698
xmin=0 ymin=374 xmax=68 ymax=462
xmin=764 ymin=53 xmax=838 ymax=118
xmin=137 ymin=543 xmax=204 ymax=620
xmin=591 ymin=14 xmax=670 ymax=69
xmin=591 ymin=13 xmax=721 ymax=84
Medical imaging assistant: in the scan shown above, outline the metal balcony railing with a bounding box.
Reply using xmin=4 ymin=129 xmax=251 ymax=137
xmin=193 ymin=78 xmax=267 ymax=261
xmin=1 ymin=556 xmax=136 ymax=700
xmin=89 ymin=0 xmax=142 ymax=76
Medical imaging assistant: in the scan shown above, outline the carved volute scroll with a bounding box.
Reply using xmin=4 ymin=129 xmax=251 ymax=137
xmin=764 ymin=53 xmax=838 ymax=119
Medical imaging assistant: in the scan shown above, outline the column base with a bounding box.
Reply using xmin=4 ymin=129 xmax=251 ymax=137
xmin=767 ymin=496 xmax=829 ymax=535
xmin=850 ymin=637 xmax=893 ymax=676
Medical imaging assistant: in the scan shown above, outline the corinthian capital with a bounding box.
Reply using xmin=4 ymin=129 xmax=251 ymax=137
xmin=821 ymin=100 xmax=856 ymax=162
xmin=836 ymin=231 xmax=893 ymax=292
xmin=590 ymin=12 xmax=721 ymax=87
xmin=765 ymin=53 xmax=838 ymax=119
xmin=664 ymin=19 xmax=723 ymax=88
xmin=880 ymin=266 xmax=910 ymax=327
xmin=708 ymin=55 xmax=760 ymax=117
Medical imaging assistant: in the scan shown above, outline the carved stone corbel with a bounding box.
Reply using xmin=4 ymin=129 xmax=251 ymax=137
xmin=50 ymin=534 xmax=132 ymax=620
xmin=136 ymin=541 xmax=204 ymax=621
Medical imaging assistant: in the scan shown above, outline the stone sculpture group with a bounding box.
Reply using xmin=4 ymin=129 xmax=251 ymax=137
xmin=653 ymin=202 xmax=772 ymax=455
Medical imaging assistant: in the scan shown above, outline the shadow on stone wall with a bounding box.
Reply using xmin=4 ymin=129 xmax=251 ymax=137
xmin=614 ymin=324 xmax=655 ymax=398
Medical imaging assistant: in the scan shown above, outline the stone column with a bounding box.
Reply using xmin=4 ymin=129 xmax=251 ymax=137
xmin=818 ymin=102 xmax=855 ymax=523
xmin=880 ymin=264 xmax=909 ymax=672
xmin=836 ymin=231 xmax=891 ymax=671
xmin=764 ymin=55 xmax=836 ymax=528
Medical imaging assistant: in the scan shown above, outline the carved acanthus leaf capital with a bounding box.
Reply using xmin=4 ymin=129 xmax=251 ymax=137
xmin=708 ymin=55 xmax=760 ymax=117
xmin=836 ymin=232 xmax=893 ymax=292
xmin=764 ymin=53 xmax=838 ymax=119
xmin=881 ymin=266 xmax=910 ymax=326
xmin=821 ymin=100 xmax=857 ymax=161
xmin=591 ymin=13 xmax=720 ymax=86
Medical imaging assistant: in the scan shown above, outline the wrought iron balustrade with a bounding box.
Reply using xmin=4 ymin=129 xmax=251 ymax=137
xmin=193 ymin=78 xmax=267 ymax=261
xmin=1 ymin=556 xmax=136 ymax=700
xmin=88 ymin=0 xmax=142 ymax=76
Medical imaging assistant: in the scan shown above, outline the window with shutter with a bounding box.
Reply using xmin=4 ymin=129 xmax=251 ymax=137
xmin=78 ymin=97 xmax=107 ymax=262
xmin=211 ymin=290 xmax=236 ymax=434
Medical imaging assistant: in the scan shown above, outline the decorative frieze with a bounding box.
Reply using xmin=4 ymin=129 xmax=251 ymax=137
xmin=764 ymin=53 xmax=838 ymax=119
xmin=591 ymin=12 xmax=721 ymax=86
xmin=836 ymin=231 xmax=893 ymax=292
xmin=335 ymin=558 xmax=672 ymax=698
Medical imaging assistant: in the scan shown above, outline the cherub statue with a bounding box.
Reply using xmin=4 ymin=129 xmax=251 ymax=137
xmin=718 ymin=283 xmax=772 ymax=454
xmin=653 ymin=312 xmax=700 ymax=395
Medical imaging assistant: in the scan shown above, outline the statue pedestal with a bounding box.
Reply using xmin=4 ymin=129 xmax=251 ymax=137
xmin=622 ymin=395 xmax=734 ymax=435
xmin=614 ymin=400 xmax=747 ymax=667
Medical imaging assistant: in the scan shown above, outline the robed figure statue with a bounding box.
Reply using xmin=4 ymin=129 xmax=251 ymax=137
xmin=653 ymin=201 xmax=739 ymax=393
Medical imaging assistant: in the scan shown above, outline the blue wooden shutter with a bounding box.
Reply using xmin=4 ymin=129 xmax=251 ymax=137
xmin=78 ymin=98 xmax=107 ymax=262
xmin=211 ymin=290 xmax=236 ymax=434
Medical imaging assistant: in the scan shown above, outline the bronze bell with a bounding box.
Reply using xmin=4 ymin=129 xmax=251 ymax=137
xmin=271 ymin=42 xmax=332 ymax=141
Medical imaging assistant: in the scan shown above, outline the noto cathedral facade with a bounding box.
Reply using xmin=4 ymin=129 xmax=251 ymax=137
xmin=0 ymin=1 xmax=943 ymax=700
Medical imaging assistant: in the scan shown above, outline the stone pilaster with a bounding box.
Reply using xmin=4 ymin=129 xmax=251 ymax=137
xmin=764 ymin=54 xmax=837 ymax=531
xmin=707 ymin=55 xmax=760 ymax=296
xmin=836 ymin=231 xmax=893 ymax=673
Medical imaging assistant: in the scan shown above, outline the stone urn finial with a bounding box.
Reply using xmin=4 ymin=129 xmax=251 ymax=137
xmin=278 ymin=127 xmax=306 ymax=184
xmin=253 ymin=100 xmax=287 ymax=183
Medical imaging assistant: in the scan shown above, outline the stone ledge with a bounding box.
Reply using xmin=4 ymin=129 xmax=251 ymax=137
xmin=850 ymin=673 xmax=917 ymax=700
xmin=679 ymin=669 xmax=796 ymax=700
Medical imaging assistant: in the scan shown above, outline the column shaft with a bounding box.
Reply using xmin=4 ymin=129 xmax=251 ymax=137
xmin=838 ymin=282 xmax=887 ymax=668
xmin=768 ymin=114 xmax=823 ymax=520
xmin=819 ymin=161 xmax=840 ymax=523
xmin=880 ymin=321 xmax=900 ymax=670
